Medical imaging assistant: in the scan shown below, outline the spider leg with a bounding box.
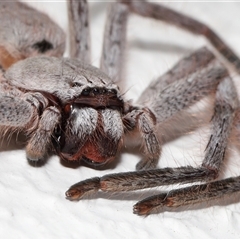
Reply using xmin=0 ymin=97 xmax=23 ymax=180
xmin=0 ymin=81 xmax=61 ymax=162
xmin=100 ymin=2 xmax=129 ymax=83
xmin=134 ymin=176 xmax=240 ymax=215
xmin=138 ymin=47 xmax=216 ymax=143
xmin=124 ymin=47 xmax=225 ymax=170
xmin=68 ymin=0 xmax=91 ymax=64
xmin=66 ymin=49 xmax=239 ymax=213
xmin=130 ymin=47 xmax=229 ymax=169
xmin=123 ymin=107 xmax=161 ymax=170
xmin=119 ymin=0 xmax=240 ymax=73
xmin=133 ymin=75 xmax=239 ymax=215
xmin=26 ymin=106 xmax=61 ymax=162
xmin=137 ymin=47 xmax=226 ymax=124
xmin=138 ymin=47 xmax=215 ymax=102
xmin=0 ymin=94 xmax=38 ymax=132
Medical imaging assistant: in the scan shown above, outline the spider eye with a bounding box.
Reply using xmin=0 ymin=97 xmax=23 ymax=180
xmin=92 ymin=88 xmax=99 ymax=94
xmin=32 ymin=39 xmax=53 ymax=53
xmin=82 ymin=88 xmax=90 ymax=96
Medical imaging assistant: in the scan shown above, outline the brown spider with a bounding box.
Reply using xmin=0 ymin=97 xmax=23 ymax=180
xmin=0 ymin=0 xmax=240 ymax=218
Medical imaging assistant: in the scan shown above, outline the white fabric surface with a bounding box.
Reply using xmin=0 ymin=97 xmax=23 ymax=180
xmin=1 ymin=1 xmax=240 ymax=238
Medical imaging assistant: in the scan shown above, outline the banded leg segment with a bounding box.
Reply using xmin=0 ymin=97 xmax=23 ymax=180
xmin=123 ymin=107 xmax=161 ymax=170
xmin=100 ymin=2 xmax=129 ymax=83
xmin=138 ymin=47 xmax=215 ymax=103
xmin=26 ymin=106 xmax=61 ymax=162
xmin=68 ymin=0 xmax=91 ymax=63
xmin=0 ymin=94 xmax=38 ymax=131
xmin=203 ymin=76 xmax=239 ymax=172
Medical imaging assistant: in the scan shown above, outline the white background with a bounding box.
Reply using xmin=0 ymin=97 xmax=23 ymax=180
xmin=1 ymin=1 xmax=240 ymax=238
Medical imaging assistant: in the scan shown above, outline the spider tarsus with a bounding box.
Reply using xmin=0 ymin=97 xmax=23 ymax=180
xmin=133 ymin=203 xmax=151 ymax=216
xmin=133 ymin=193 xmax=176 ymax=215
xmin=66 ymin=177 xmax=101 ymax=200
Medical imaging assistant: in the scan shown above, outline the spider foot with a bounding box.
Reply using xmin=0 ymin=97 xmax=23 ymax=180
xmin=65 ymin=177 xmax=100 ymax=200
xmin=133 ymin=193 xmax=168 ymax=215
